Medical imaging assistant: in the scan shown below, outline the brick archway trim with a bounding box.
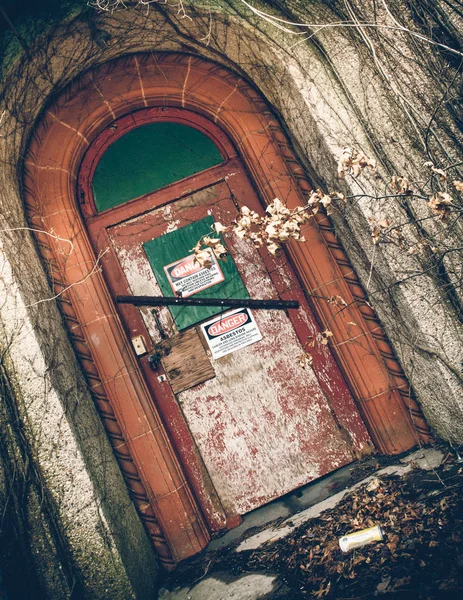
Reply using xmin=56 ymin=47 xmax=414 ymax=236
xmin=23 ymin=53 xmax=431 ymax=567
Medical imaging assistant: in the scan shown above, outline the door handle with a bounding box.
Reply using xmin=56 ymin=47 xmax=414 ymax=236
xmin=148 ymin=351 xmax=163 ymax=370
xmin=147 ymin=342 xmax=171 ymax=371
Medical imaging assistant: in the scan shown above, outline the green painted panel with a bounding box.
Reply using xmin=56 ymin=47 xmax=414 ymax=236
xmin=143 ymin=217 xmax=249 ymax=330
xmin=92 ymin=122 xmax=224 ymax=212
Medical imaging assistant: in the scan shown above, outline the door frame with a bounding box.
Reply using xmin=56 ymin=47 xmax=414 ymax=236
xmin=23 ymin=53 xmax=431 ymax=568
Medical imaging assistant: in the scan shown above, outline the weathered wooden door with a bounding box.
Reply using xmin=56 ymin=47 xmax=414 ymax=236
xmin=84 ymin=115 xmax=370 ymax=522
xmin=102 ymin=176 xmax=357 ymax=516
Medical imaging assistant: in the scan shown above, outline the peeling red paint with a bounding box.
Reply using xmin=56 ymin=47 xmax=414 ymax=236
xmin=107 ymin=174 xmax=365 ymax=516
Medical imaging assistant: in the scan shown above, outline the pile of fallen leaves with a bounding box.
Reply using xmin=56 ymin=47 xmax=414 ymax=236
xmin=167 ymin=453 xmax=463 ymax=599
xmin=246 ymin=457 xmax=463 ymax=598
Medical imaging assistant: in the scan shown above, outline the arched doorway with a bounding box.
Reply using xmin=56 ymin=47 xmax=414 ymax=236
xmin=23 ymin=53 xmax=430 ymax=567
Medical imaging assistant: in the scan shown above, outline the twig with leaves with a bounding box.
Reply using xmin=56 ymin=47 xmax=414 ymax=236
xmin=191 ymin=145 xmax=463 ymax=363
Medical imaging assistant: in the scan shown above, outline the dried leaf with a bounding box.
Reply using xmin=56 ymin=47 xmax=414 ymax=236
xmin=213 ymin=243 xmax=228 ymax=259
xmin=433 ymin=167 xmax=447 ymax=179
xmin=265 ymin=223 xmax=279 ymax=237
xmin=366 ymin=478 xmax=382 ymax=492
xmin=320 ymin=194 xmax=332 ymax=208
xmin=212 ymin=222 xmax=228 ymax=233
xmin=338 ymin=147 xmax=377 ymax=178
xmin=237 ymin=214 xmax=252 ymax=228
xmin=337 ymin=147 xmax=353 ymax=178
xmin=327 ymin=295 xmax=347 ymax=307
xmin=305 ymin=336 xmax=316 ymax=349
xmin=391 ymin=175 xmax=412 ymax=194
xmin=298 ymin=352 xmax=314 ymax=369
xmin=235 ymin=226 xmax=247 ymax=239
xmin=267 ymin=242 xmax=280 ymax=255
xmin=376 ymin=576 xmax=392 ymax=594
xmin=194 ymin=249 xmax=213 ymax=268
xmin=333 ymin=191 xmax=346 ymax=202
xmin=321 ymin=330 xmax=334 ymax=345
xmin=424 ymin=162 xmax=447 ymax=180
xmin=312 ymin=581 xmax=331 ymax=598
xmin=392 ymin=576 xmax=411 ymax=589
xmin=377 ymin=219 xmax=391 ymax=228
xmin=202 ymin=236 xmax=221 ymax=248
xmin=429 ymin=192 xmax=452 ymax=221
xmin=387 ymin=534 xmax=400 ymax=555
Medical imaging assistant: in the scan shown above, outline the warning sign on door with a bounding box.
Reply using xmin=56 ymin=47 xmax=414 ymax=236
xmin=201 ymin=308 xmax=262 ymax=359
xmin=164 ymin=251 xmax=225 ymax=298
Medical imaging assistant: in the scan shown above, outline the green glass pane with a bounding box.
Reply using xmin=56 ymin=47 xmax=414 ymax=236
xmin=143 ymin=216 xmax=249 ymax=330
xmin=92 ymin=122 xmax=224 ymax=212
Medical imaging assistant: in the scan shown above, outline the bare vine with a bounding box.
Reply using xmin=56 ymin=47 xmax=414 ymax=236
xmin=1 ymin=3 xmax=463 ymax=593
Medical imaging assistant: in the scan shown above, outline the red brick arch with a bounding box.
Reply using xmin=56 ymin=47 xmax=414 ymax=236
xmin=23 ymin=52 xmax=431 ymax=567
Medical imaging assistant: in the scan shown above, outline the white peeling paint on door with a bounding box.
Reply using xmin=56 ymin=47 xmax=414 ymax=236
xmin=108 ymin=182 xmax=357 ymax=517
xmin=179 ymin=308 xmax=352 ymax=515
xmin=113 ymin=243 xmax=176 ymax=343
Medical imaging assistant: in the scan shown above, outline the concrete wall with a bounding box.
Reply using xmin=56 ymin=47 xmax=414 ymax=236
xmin=0 ymin=239 xmax=159 ymax=599
xmin=1 ymin=0 xmax=463 ymax=595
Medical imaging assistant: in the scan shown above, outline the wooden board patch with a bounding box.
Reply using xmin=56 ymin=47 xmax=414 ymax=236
xmin=159 ymin=328 xmax=215 ymax=394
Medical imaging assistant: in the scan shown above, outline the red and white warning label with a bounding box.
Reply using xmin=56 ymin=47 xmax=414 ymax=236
xmin=164 ymin=251 xmax=224 ymax=298
xmin=201 ymin=308 xmax=262 ymax=359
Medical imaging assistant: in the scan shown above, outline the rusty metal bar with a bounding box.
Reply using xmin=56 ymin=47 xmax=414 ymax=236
xmin=116 ymin=295 xmax=299 ymax=310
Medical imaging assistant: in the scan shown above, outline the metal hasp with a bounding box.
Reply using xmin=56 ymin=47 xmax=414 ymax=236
xmin=116 ymin=295 xmax=300 ymax=310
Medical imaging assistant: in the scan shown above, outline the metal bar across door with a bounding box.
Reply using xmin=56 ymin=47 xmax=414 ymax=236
xmin=116 ymin=295 xmax=300 ymax=310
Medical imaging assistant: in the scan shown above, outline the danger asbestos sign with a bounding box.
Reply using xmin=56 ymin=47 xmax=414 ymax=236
xmin=164 ymin=251 xmax=224 ymax=297
xmin=201 ymin=308 xmax=262 ymax=359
